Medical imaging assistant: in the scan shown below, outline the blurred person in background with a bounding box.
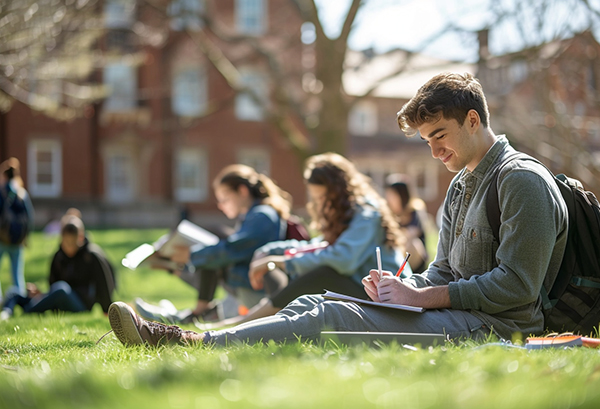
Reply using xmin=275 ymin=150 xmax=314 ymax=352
xmin=196 ymin=152 xmax=411 ymax=329
xmin=135 ymin=164 xmax=306 ymax=324
xmin=1 ymin=216 xmax=115 ymax=319
xmin=385 ymin=174 xmax=430 ymax=273
xmin=0 ymin=157 xmax=34 ymax=303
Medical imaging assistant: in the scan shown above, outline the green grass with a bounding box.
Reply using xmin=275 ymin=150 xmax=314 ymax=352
xmin=2 ymin=230 xmax=600 ymax=408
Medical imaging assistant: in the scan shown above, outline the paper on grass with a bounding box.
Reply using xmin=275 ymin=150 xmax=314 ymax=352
xmin=121 ymin=220 xmax=219 ymax=270
xmin=322 ymin=290 xmax=425 ymax=313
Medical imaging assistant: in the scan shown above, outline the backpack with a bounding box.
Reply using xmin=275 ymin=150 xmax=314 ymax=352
xmin=0 ymin=185 xmax=31 ymax=245
xmin=285 ymin=214 xmax=310 ymax=241
xmin=486 ymin=152 xmax=600 ymax=335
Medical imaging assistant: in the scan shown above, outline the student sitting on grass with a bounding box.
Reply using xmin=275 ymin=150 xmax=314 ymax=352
xmin=1 ymin=216 xmax=115 ymax=319
xmin=136 ymin=164 xmax=296 ymax=324
xmin=194 ymin=152 xmax=410 ymax=330
xmin=385 ymin=174 xmax=430 ymax=274
xmin=106 ymin=72 xmax=568 ymax=347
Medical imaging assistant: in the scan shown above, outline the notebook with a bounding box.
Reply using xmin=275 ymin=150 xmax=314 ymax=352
xmin=322 ymin=290 xmax=425 ymax=313
xmin=321 ymin=331 xmax=447 ymax=347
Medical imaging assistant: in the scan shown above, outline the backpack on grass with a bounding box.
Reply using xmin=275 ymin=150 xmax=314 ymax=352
xmin=0 ymin=185 xmax=31 ymax=245
xmin=487 ymin=152 xmax=600 ymax=335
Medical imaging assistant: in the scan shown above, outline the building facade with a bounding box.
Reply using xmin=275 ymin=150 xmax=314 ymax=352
xmin=0 ymin=0 xmax=308 ymax=229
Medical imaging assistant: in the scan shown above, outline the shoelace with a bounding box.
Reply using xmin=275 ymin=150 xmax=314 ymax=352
xmin=96 ymin=330 xmax=113 ymax=345
xmin=146 ymin=320 xmax=183 ymax=340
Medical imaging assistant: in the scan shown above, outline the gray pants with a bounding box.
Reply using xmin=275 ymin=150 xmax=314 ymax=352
xmin=206 ymin=294 xmax=490 ymax=346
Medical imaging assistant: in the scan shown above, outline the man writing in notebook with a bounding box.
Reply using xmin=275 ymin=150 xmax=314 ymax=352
xmin=107 ymin=72 xmax=568 ymax=346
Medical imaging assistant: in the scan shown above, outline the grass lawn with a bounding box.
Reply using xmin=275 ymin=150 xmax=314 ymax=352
xmin=2 ymin=230 xmax=600 ymax=409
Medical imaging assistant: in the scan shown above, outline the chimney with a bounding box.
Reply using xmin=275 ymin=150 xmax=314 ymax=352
xmin=478 ymin=29 xmax=490 ymax=61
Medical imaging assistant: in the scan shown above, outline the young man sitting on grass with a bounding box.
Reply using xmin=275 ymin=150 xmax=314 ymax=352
xmin=1 ymin=216 xmax=115 ymax=319
xmin=107 ymin=72 xmax=568 ymax=347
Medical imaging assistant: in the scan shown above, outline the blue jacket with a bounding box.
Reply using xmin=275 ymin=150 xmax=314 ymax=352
xmin=0 ymin=181 xmax=34 ymax=245
xmin=189 ymin=202 xmax=285 ymax=289
xmin=256 ymin=202 xmax=411 ymax=285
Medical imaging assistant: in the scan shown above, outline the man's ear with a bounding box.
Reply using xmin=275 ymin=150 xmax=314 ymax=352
xmin=466 ymin=109 xmax=480 ymax=133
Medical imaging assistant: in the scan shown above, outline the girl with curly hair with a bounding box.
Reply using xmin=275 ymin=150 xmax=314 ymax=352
xmin=200 ymin=152 xmax=410 ymax=328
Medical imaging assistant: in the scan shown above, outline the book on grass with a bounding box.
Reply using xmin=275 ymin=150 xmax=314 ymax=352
xmin=322 ymin=290 xmax=425 ymax=313
xmin=320 ymin=331 xmax=447 ymax=347
xmin=121 ymin=219 xmax=219 ymax=270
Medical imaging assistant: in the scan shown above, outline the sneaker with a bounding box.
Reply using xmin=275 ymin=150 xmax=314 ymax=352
xmin=158 ymin=299 xmax=178 ymax=315
xmin=135 ymin=297 xmax=195 ymax=324
xmin=134 ymin=298 xmax=178 ymax=324
xmin=0 ymin=308 xmax=12 ymax=321
xmin=108 ymin=302 xmax=201 ymax=347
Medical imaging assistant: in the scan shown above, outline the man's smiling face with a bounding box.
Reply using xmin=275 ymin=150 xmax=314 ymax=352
xmin=418 ymin=114 xmax=479 ymax=173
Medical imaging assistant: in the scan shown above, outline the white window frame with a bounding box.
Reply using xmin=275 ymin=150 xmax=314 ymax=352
xmin=235 ymin=0 xmax=267 ymax=35
xmin=27 ymin=139 xmax=62 ymax=198
xmin=237 ymin=148 xmax=270 ymax=176
xmin=168 ymin=0 xmax=204 ymax=31
xmin=407 ymin=160 xmax=438 ymax=202
xmin=104 ymin=63 xmax=137 ymax=111
xmin=104 ymin=0 xmax=136 ymax=29
xmin=105 ymin=149 xmax=136 ymax=203
xmin=235 ymin=68 xmax=268 ymax=121
xmin=172 ymin=65 xmax=207 ymax=117
xmin=349 ymin=100 xmax=378 ymax=136
xmin=174 ymin=148 xmax=209 ymax=202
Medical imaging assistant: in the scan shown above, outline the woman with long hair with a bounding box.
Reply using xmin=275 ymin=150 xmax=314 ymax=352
xmin=199 ymin=152 xmax=410 ymax=328
xmin=136 ymin=164 xmax=296 ymax=323
xmin=0 ymin=157 xmax=34 ymax=301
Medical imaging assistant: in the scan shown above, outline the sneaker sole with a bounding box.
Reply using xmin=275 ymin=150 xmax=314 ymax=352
xmin=108 ymin=302 xmax=144 ymax=346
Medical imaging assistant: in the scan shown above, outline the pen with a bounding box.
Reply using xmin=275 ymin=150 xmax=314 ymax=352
xmin=396 ymin=252 xmax=411 ymax=277
xmin=376 ymin=246 xmax=383 ymax=280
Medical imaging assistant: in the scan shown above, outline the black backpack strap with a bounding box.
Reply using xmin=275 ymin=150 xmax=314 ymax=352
xmin=486 ymin=166 xmax=502 ymax=244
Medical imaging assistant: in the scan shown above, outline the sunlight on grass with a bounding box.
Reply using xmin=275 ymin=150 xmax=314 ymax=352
xmin=2 ymin=230 xmax=600 ymax=408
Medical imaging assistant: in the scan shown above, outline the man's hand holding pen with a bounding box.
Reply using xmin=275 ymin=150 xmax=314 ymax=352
xmin=362 ymin=269 xmax=419 ymax=305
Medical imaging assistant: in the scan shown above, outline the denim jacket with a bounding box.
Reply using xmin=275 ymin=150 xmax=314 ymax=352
xmin=407 ymin=136 xmax=568 ymax=339
xmin=189 ymin=202 xmax=285 ymax=289
xmin=255 ymin=202 xmax=411 ymax=285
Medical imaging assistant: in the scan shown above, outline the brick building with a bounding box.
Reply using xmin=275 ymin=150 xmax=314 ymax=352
xmin=344 ymin=49 xmax=476 ymax=216
xmin=0 ymin=0 xmax=308 ymax=229
xmin=476 ymin=30 xmax=600 ymax=195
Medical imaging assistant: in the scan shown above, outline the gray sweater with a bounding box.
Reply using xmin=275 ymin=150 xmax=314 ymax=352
xmin=408 ymin=136 xmax=568 ymax=339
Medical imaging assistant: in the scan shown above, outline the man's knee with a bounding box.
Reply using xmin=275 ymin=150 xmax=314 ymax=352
xmin=289 ymin=294 xmax=324 ymax=308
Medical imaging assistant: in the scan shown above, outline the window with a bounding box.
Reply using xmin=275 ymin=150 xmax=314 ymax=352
xmin=168 ymin=0 xmax=204 ymax=31
xmin=104 ymin=0 xmax=136 ymax=29
xmin=104 ymin=63 xmax=137 ymax=111
xmin=237 ymin=148 xmax=270 ymax=176
xmin=509 ymin=60 xmax=528 ymax=84
xmin=235 ymin=69 xmax=268 ymax=121
xmin=349 ymin=101 xmax=378 ymax=136
xmin=407 ymin=161 xmax=438 ymax=201
xmin=27 ymin=139 xmax=62 ymax=198
xmin=174 ymin=149 xmax=208 ymax=202
xmin=236 ymin=0 xmax=267 ymax=35
xmin=172 ymin=66 xmax=207 ymax=117
xmin=105 ymin=151 xmax=136 ymax=202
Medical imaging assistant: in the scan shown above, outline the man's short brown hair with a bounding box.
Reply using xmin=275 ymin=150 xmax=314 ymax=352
xmin=397 ymin=72 xmax=490 ymax=136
